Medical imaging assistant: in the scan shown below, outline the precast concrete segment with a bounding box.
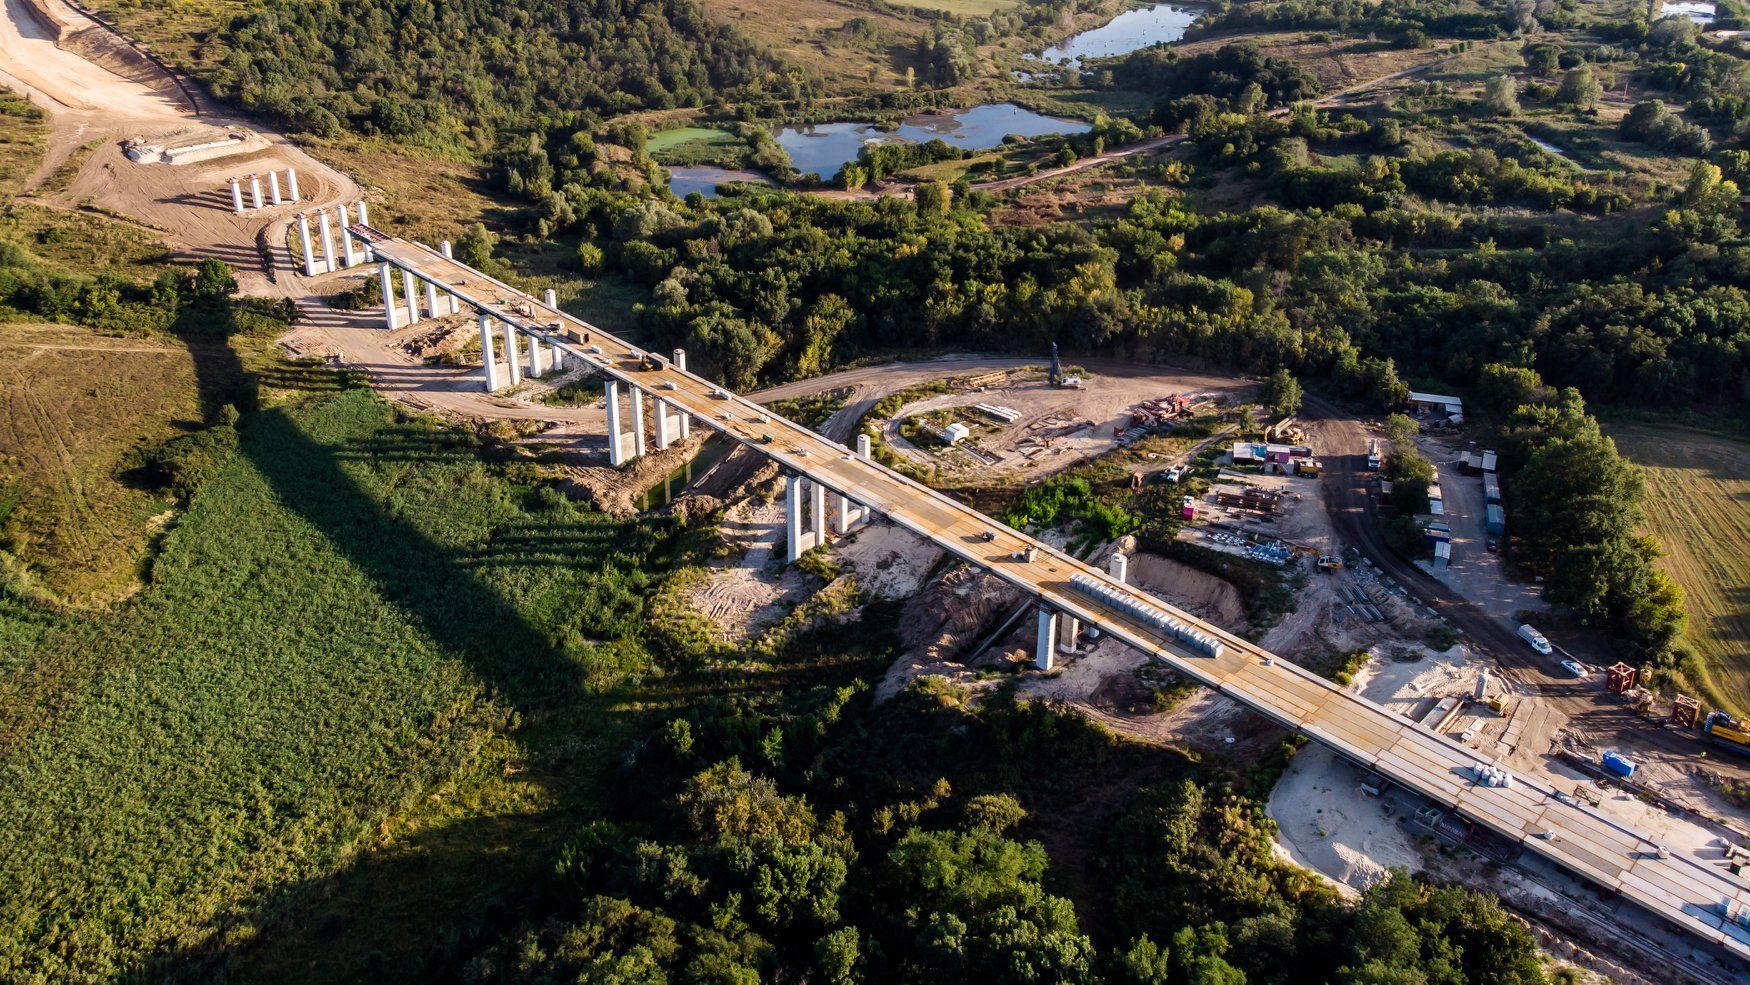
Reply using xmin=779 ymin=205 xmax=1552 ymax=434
xmin=355 ymin=230 xmax=1750 ymax=960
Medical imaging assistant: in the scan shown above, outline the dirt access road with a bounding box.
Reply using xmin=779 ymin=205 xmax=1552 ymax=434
xmin=1304 ymin=395 xmax=1750 ymax=783
xmin=0 ymin=0 xmax=359 ymax=295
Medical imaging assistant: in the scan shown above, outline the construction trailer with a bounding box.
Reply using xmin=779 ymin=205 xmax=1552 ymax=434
xmin=1485 ymin=504 xmax=1507 ymax=536
xmin=1483 ymin=472 xmax=1501 ymax=503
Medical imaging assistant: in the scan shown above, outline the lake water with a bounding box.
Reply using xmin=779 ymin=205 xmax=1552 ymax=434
xmin=775 ymin=103 xmax=1091 ymax=179
xmin=1034 ymin=3 xmax=1200 ymax=66
xmin=1660 ymin=0 xmax=1715 ymax=23
xmin=667 ymin=166 xmax=774 ymax=198
xmin=635 ymin=436 xmax=733 ymax=510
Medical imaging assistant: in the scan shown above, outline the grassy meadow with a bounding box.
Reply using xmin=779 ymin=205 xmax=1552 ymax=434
xmin=0 ymin=385 xmax=675 ymax=980
xmin=1611 ymin=424 xmax=1750 ymax=714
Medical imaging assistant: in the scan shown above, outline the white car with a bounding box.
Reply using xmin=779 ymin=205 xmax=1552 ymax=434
xmin=1560 ymin=660 xmax=1588 ymax=678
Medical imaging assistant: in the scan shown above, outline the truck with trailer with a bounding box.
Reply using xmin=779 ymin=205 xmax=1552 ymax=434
xmin=1517 ymin=624 xmax=1552 ymax=655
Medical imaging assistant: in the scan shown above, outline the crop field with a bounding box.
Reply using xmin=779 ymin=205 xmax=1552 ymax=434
xmin=0 ymin=388 xmax=674 ymax=980
xmin=1611 ymin=424 xmax=1750 ymax=713
xmin=0 ymin=325 xmax=207 ymax=603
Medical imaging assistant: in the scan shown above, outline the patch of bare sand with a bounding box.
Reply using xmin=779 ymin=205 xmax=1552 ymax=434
xmin=1127 ymin=551 xmax=1246 ymax=629
xmin=833 ymin=521 xmax=941 ymax=600
xmin=875 ymin=564 xmax=1023 ymax=702
xmin=1267 ymin=746 xmax=1426 ymax=897
xmin=683 ymin=483 xmax=816 ymax=644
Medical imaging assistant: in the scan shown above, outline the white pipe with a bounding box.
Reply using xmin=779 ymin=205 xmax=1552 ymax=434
xmin=249 ymin=174 xmax=263 ymax=210
xmin=285 ymin=168 xmax=301 ymax=202
xmin=229 ymin=178 xmax=245 ymax=214
xmin=295 ymin=213 xmax=317 ymax=277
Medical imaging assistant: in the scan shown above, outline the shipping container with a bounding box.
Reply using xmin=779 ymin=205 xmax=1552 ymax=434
xmin=1602 ymin=751 xmax=1636 ymax=778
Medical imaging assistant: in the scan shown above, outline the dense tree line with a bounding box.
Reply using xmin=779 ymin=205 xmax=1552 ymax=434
xmin=461 ymin=658 xmax=1548 ymax=982
xmin=212 ymin=0 xmax=806 ymax=143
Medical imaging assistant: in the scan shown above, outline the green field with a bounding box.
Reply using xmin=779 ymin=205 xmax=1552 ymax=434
xmin=1611 ymin=424 xmax=1750 ymax=713
xmin=645 ymin=126 xmax=732 ymax=153
xmin=0 ymin=387 xmax=671 ymax=980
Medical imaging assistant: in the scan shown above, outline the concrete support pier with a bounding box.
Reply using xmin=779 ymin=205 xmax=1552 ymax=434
xmin=425 ymin=279 xmax=440 ymax=322
xmin=268 ymin=171 xmax=282 ymax=205
xmin=1058 ymin=615 xmax=1081 ymax=654
xmin=544 ymin=290 xmax=565 ymax=368
xmin=479 ymin=314 xmax=502 ymax=392
xmin=502 ymin=321 xmax=521 ymax=386
xmin=1109 ymin=552 xmax=1128 ymax=584
xmin=786 ymin=473 xmax=827 ymax=562
xmin=1036 ymin=607 xmax=1059 ymax=670
xmin=673 ymin=349 xmax=691 ymax=439
xmin=401 ymin=268 xmax=420 ymax=327
xmin=317 ymin=211 xmax=337 ymax=274
xmin=835 ymin=435 xmax=875 ymax=534
xmin=286 ymin=168 xmax=301 ymax=202
xmin=440 ymin=242 xmax=461 ymax=313
xmin=630 ymin=386 xmax=647 ymax=457
xmin=378 ymin=262 xmax=398 ymax=330
xmin=229 ymin=177 xmax=245 ymax=214
xmin=296 ymin=213 xmax=317 ymax=277
xmin=606 ymin=379 xmax=629 ymax=466
xmin=339 ymin=205 xmax=359 ymax=268
xmin=249 ymin=174 xmax=264 ymax=210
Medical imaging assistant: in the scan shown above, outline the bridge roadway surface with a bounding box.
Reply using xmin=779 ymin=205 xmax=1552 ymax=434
xmin=359 ymin=229 xmax=1750 ymax=961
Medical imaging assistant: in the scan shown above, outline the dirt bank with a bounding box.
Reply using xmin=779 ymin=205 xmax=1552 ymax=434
xmin=1127 ymin=551 xmax=1246 ymax=630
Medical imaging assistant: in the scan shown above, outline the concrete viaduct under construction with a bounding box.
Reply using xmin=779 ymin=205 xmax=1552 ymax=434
xmin=347 ymin=224 xmax=1750 ymax=964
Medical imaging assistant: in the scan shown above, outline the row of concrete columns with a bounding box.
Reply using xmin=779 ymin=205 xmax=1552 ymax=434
xmin=603 ymin=356 xmax=693 ymax=465
xmin=295 ymin=200 xmax=372 ymax=277
xmin=1035 ymin=551 xmax=1129 ymax=670
xmin=229 ymin=168 xmax=301 ymax=214
xmin=787 ymin=433 xmax=873 ymax=562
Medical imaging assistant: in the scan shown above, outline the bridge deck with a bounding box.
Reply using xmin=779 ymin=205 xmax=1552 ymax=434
xmin=358 ymin=230 xmax=1750 ymax=960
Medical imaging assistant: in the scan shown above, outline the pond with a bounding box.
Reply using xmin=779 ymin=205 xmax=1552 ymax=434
xmin=635 ymin=436 xmax=734 ymax=510
xmin=1032 ymin=3 xmax=1201 ymax=67
xmin=774 ymin=102 xmax=1091 ymax=179
xmin=667 ymin=166 xmax=775 ymax=198
xmin=1660 ymin=0 xmax=1715 ymax=23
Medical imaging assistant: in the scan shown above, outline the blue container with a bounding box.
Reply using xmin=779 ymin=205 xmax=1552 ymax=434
xmin=1602 ymin=751 xmax=1636 ymax=778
